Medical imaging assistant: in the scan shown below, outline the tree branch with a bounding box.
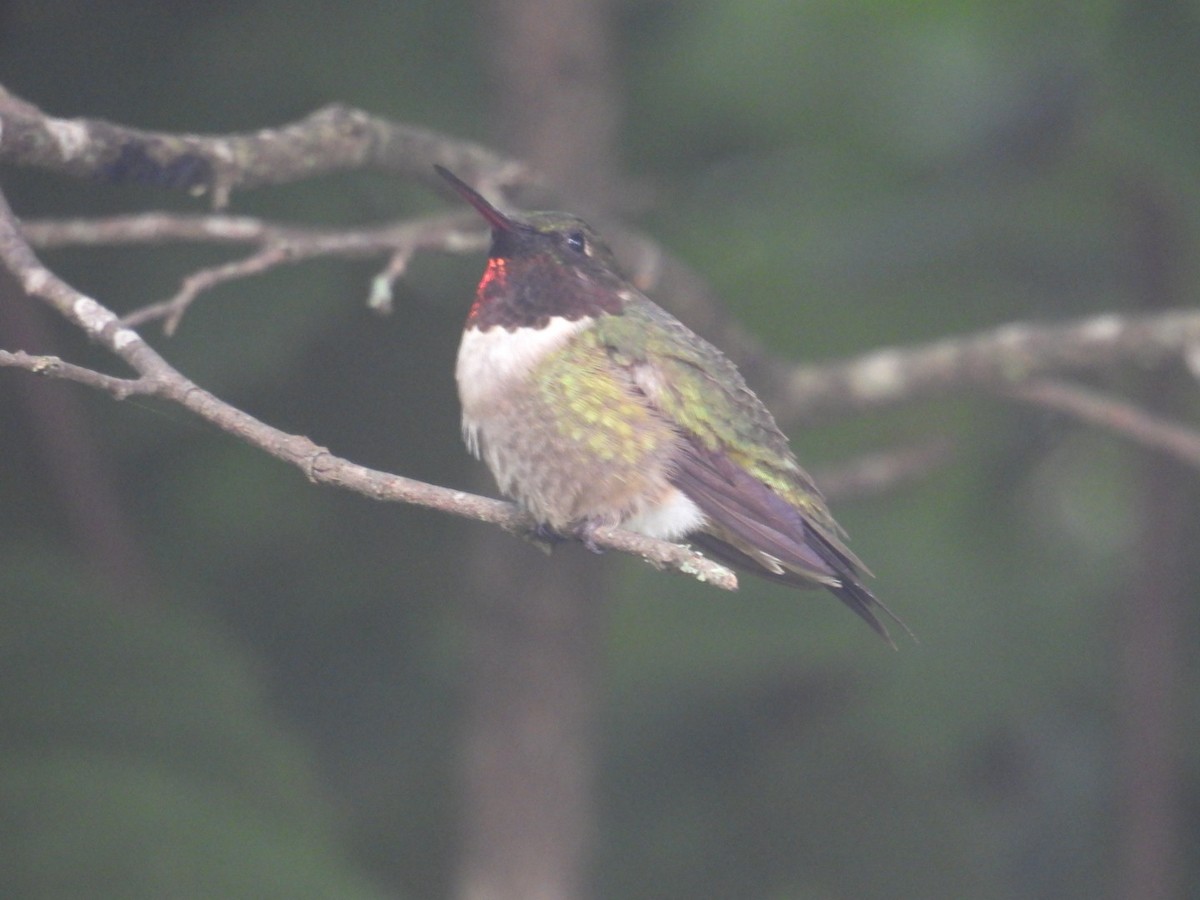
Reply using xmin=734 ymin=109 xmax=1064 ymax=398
xmin=812 ymin=438 xmax=956 ymax=501
xmin=0 ymin=185 xmax=736 ymax=591
xmin=1008 ymin=378 xmax=1200 ymax=469
xmin=0 ymin=86 xmax=531 ymax=207
xmin=779 ymin=312 xmax=1200 ymax=421
xmin=0 ymin=349 xmax=153 ymax=397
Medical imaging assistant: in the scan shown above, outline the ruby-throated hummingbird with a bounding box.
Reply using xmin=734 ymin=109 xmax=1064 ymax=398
xmin=436 ymin=166 xmax=905 ymax=644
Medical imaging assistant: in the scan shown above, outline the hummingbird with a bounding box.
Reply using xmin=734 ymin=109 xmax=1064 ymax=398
xmin=436 ymin=166 xmax=906 ymax=644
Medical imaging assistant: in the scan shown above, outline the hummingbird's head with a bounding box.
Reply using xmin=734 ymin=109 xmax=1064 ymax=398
xmin=436 ymin=166 xmax=628 ymax=329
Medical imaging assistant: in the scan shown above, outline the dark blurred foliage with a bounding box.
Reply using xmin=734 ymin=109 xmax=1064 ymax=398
xmin=2 ymin=1 xmax=1199 ymax=897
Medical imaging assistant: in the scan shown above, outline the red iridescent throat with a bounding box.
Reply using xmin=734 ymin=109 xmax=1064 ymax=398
xmin=467 ymin=257 xmax=507 ymax=326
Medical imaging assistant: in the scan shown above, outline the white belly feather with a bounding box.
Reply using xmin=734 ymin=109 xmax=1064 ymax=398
xmin=623 ymin=488 xmax=706 ymax=540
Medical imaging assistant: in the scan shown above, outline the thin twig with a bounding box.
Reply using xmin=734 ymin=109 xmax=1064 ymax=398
xmin=23 ymin=211 xmax=487 ymax=331
xmin=21 ymin=213 xmax=282 ymax=247
xmin=130 ymin=245 xmax=296 ymax=333
xmin=813 ymin=438 xmax=956 ymax=501
xmin=0 ymin=350 xmax=152 ymax=397
xmin=1008 ymin=379 xmax=1200 ymax=469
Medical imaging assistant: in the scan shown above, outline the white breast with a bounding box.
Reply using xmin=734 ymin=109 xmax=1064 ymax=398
xmin=456 ymin=317 xmax=590 ymax=454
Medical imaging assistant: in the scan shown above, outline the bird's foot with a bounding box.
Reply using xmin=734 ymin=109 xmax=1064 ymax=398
xmin=572 ymin=520 xmax=606 ymax=555
xmin=526 ymin=521 xmax=608 ymax=555
xmin=531 ymin=522 xmax=566 ymax=544
xmin=527 ymin=522 xmax=568 ymax=553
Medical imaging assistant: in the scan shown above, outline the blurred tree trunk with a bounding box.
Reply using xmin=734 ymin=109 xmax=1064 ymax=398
xmin=0 ymin=270 xmax=154 ymax=605
xmin=1115 ymin=178 xmax=1187 ymax=900
xmin=455 ymin=1 xmax=620 ymax=899
xmin=486 ymin=0 xmax=620 ymax=208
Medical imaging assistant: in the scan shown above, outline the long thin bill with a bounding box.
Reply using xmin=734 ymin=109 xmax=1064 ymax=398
xmin=434 ymin=165 xmax=517 ymax=232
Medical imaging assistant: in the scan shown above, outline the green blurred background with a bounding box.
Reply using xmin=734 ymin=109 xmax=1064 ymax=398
xmin=2 ymin=1 xmax=1199 ymax=897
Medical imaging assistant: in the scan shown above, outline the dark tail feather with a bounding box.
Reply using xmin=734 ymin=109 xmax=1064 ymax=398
xmin=670 ymin=440 xmax=912 ymax=645
xmin=827 ymin=577 xmax=912 ymax=650
xmin=804 ymin=525 xmax=913 ymax=649
xmin=689 ymin=532 xmax=912 ymax=648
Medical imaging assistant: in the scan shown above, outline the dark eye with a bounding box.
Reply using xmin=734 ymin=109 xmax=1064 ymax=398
xmin=564 ymin=230 xmax=587 ymax=254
